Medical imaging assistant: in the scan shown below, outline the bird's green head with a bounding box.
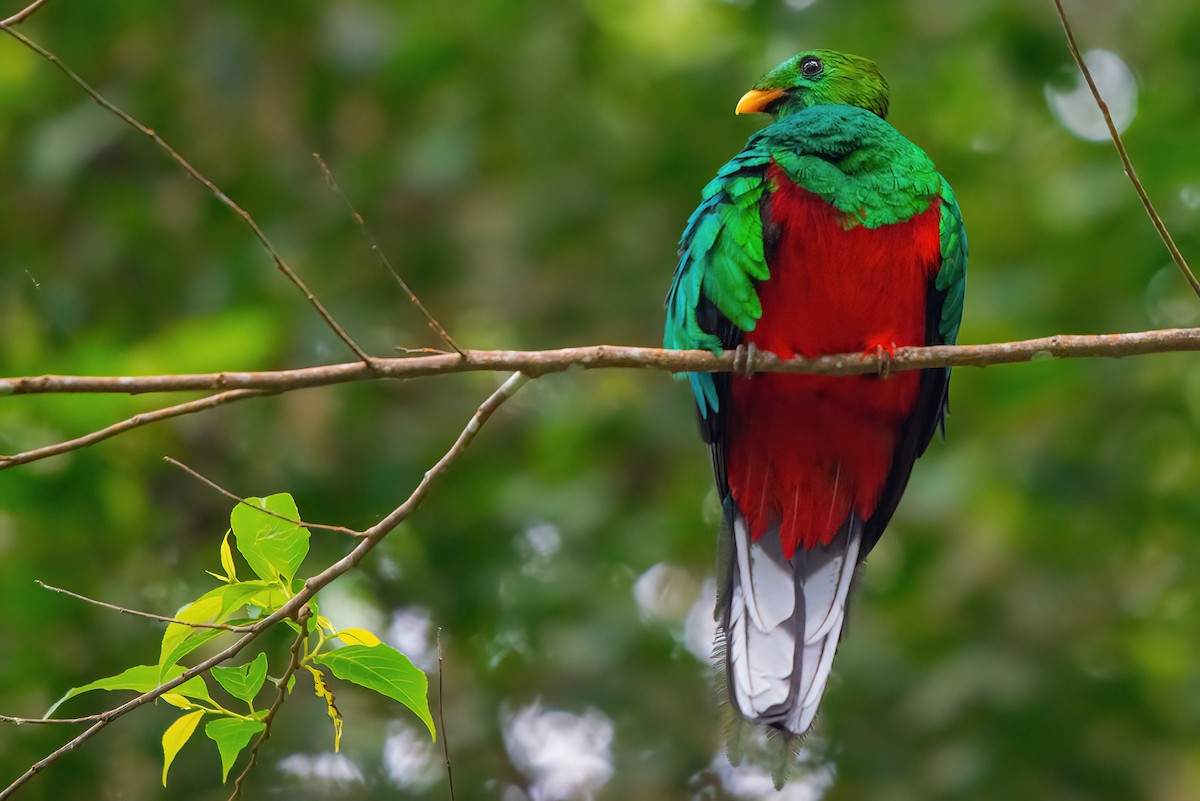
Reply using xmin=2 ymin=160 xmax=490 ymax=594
xmin=735 ymin=50 xmax=890 ymax=120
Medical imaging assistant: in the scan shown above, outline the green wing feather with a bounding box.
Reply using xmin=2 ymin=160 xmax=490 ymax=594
xmin=935 ymin=175 xmax=968 ymax=347
xmin=664 ymin=147 xmax=772 ymax=416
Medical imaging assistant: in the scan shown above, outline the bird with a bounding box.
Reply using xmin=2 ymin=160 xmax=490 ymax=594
xmin=664 ymin=50 xmax=967 ymax=738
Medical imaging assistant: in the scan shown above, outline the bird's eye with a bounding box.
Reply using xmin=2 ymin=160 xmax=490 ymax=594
xmin=800 ymin=57 xmax=823 ymax=78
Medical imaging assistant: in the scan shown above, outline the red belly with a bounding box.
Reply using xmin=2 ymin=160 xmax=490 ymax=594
xmin=726 ymin=167 xmax=941 ymax=557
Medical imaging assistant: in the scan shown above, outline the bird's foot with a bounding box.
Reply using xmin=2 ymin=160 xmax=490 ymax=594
xmin=732 ymin=342 xmax=761 ymax=378
xmin=870 ymin=342 xmax=896 ymax=380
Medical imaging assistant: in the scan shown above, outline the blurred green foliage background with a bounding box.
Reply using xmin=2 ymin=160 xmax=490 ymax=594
xmin=2 ymin=0 xmax=1199 ymax=798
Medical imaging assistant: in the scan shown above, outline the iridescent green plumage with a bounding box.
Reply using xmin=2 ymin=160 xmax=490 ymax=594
xmin=663 ymin=49 xmax=968 ymax=739
xmin=665 ymin=51 xmax=967 ymax=417
xmin=936 ymin=177 xmax=968 ymax=346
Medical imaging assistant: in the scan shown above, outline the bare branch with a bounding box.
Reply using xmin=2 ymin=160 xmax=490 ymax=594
xmin=229 ymin=607 xmax=312 ymax=800
xmin=0 ymin=712 xmax=102 ymax=725
xmin=0 ymin=0 xmax=50 ymax=27
xmin=1 ymin=373 xmax=529 ymax=799
xmin=35 ymin=580 xmax=252 ymax=631
xmin=165 ymin=457 xmax=363 ymax=537
xmin=0 ymin=26 xmax=373 ymax=361
xmin=3 ymin=329 xmax=1199 ymax=401
xmin=0 ymin=388 xmax=270 ymax=468
xmin=1051 ymin=0 xmax=1200 ymax=299
xmin=4 ymin=331 xmax=1197 ymax=470
xmin=314 ymin=153 xmax=467 ymax=357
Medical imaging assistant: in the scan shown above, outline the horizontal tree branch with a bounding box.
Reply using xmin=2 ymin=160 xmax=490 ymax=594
xmin=4 ymin=329 xmax=1195 ymax=471
xmin=3 ymin=328 xmax=1199 ymax=399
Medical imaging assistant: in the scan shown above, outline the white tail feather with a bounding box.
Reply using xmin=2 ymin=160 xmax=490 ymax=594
xmin=722 ymin=511 xmax=863 ymax=736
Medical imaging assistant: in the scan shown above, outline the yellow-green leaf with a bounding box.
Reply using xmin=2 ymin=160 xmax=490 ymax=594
xmin=336 ymin=627 xmax=381 ymax=647
xmin=211 ymin=652 xmax=268 ymax=705
xmin=314 ymin=643 xmax=433 ymax=739
xmin=46 ymin=664 xmax=213 ymax=718
xmin=159 ymin=581 xmax=275 ymax=676
xmin=159 ymin=594 xmax=224 ymax=676
xmin=162 ymin=710 xmax=204 ymax=786
xmin=220 ymin=531 xmax=237 ymax=582
xmin=161 ymin=693 xmax=195 ymax=710
xmin=204 ymin=717 xmax=264 ymax=782
xmin=230 ymin=494 xmax=310 ymax=587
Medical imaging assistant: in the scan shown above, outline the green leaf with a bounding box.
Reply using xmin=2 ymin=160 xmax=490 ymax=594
xmin=159 ymin=593 xmax=223 ymax=676
xmin=244 ymin=585 xmax=291 ymax=615
xmin=159 ymin=629 xmax=224 ymax=679
xmin=213 ymin=581 xmax=279 ymax=619
xmin=46 ymin=664 xmax=213 ymax=718
xmin=211 ymin=652 xmax=268 ymax=704
xmin=159 ymin=582 xmax=275 ymax=675
xmin=230 ymin=494 xmax=310 ymax=587
xmin=314 ymin=644 xmax=434 ymax=738
xmin=175 ymin=676 xmax=214 ymax=704
xmin=162 ymin=710 xmax=205 ymax=786
xmin=205 ymin=717 xmax=265 ymax=782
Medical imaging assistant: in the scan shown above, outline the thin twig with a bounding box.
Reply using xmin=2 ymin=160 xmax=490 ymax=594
xmin=314 ymin=153 xmax=466 ymax=357
xmin=1051 ymin=0 xmax=1200 ymax=298
xmin=1 ymin=374 xmax=530 ymax=799
xmin=0 ymin=26 xmax=374 ymax=361
xmin=0 ymin=713 xmax=103 ymax=725
xmin=35 ymin=580 xmax=252 ymax=631
xmin=0 ymin=0 xmax=50 ymax=27
xmin=0 ymin=388 xmax=270 ymax=468
xmin=164 ymin=458 xmax=362 ymax=537
xmin=397 ymin=347 xmax=453 ymax=356
xmin=437 ymin=628 xmax=455 ymax=801
xmin=229 ymin=607 xmax=311 ymax=800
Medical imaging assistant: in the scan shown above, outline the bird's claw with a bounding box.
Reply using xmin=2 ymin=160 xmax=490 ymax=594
xmin=732 ymin=342 xmax=760 ymax=378
xmin=873 ymin=343 xmax=895 ymax=380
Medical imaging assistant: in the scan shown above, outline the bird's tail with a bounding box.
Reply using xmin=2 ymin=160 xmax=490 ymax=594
xmin=716 ymin=498 xmax=862 ymax=737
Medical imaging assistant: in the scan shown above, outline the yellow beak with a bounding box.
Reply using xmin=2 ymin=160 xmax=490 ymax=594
xmin=735 ymin=87 xmax=788 ymax=115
